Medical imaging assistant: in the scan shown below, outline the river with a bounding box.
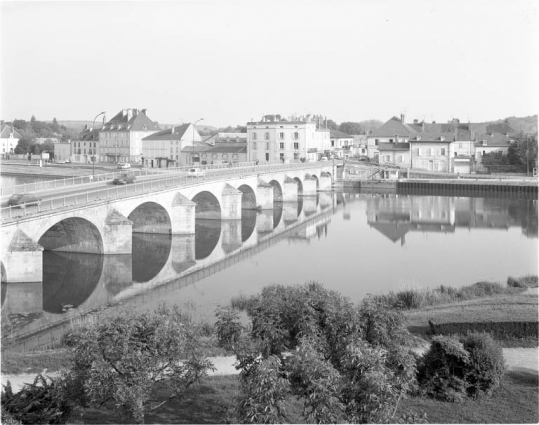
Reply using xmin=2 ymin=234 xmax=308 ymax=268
xmin=1 ymin=190 xmax=537 ymax=350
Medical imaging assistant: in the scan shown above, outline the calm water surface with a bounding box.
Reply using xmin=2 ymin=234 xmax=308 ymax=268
xmin=1 ymin=175 xmax=58 ymax=187
xmin=2 ymin=191 xmax=537 ymax=347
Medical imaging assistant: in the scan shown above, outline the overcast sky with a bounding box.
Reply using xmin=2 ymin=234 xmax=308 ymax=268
xmin=1 ymin=0 xmax=537 ymax=127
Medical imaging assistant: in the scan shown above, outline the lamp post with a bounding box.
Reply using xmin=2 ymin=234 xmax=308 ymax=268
xmin=91 ymin=111 xmax=106 ymax=176
xmin=192 ymin=118 xmax=204 ymax=165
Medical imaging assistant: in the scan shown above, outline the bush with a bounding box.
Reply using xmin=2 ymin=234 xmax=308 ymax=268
xmin=508 ymin=275 xmax=538 ymax=288
xmin=417 ymin=332 xmax=506 ymax=402
xmin=217 ymin=283 xmax=418 ymax=423
xmin=1 ymin=374 xmax=72 ymax=424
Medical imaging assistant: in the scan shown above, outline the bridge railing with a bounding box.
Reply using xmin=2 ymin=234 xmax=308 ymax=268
xmin=1 ymin=161 xmax=333 ymax=222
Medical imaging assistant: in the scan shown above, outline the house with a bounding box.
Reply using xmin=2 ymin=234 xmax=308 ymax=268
xmin=366 ymin=115 xmax=418 ymax=161
xmin=54 ymin=141 xmax=71 ymax=163
xmin=142 ymin=123 xmax=201 ymax=168
xmin=247 ymin=116 xmax=327 ymax=163
xmin=0 ymin=124 xmax=21 ymax=156
xmin=352 ymin=135 xmax=368 ymax=157
xmin=378 ymin=142 xmax=411 ymax=168
xmin=474 ymin=133 xmax=514 ymax=165
xmin=71 ymin=127 xmax=99 ymax=163
xmin=200 ymin=143 xmax=248 ymax=165
xmin=99 ymin=108 xmax=161 ymax=164
xmin=329 ymin=129 xmax=354 ymax=158
xmin=204 ymin=132 xmax=247 ymax=145
xmin=408 ymin=132 xmax=455 ymax=172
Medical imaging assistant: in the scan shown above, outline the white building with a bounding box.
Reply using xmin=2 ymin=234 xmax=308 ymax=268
xmin=142 ymin=123 xmax=202 ymax=168
xmin=99 ymin=108 xmax=161 ymax=164
xmin=247 ymin=117 xmax=328 ymax=163
xmin=1 ymin=124 xmax=21 ymax=156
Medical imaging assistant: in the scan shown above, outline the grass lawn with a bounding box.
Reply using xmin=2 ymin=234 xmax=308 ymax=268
xmin=403 ymin=289 xmax=538 ymax=347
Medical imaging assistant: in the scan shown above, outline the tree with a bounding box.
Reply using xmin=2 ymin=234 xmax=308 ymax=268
xmin=339 ymin=121 xmax=364 ymax=135
xmin=216 ymin=282 xmax=417 ymax=423
xmin=14 ymin=137 xmax=34 ymax=154
xmin=65 ymin=305 xmax=214 ymax=424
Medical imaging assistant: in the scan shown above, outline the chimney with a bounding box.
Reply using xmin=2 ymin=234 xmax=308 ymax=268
xmin=400 ymin=113 xmax=405 ymax=123
xmin=413 ymin=119 xmax=418 ymax=124
xmin=127 ymin=109 xmax=133 ymax=121
xmin=141 ymin=109 xmax=147 ymax=115
xmin=122 ymin=109 xmax=127 ymax=117
xmin=422 ymin=122 xmax=426 ymax=132
xmin=171 ymin=126 xmax=175 ymax=134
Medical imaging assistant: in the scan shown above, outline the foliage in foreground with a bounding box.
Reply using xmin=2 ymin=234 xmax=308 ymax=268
xmin=63 ymin=304 xmax=215 ymax=424
xmin=417 ymin=332 xmax=506 ymax=402
xmin=216 ymin=282 xmax=419 ymax=424
xmin=1 ymin=374 xmax=71 ymax=424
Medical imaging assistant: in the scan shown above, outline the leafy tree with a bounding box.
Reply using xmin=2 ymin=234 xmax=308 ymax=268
xmin=14 ymin=137 xmax=34 ymax=154
xmin=216 ymin=282 xmax=418 ymax=424
xmin=64 ymin=305 xmax=214 ymax=424
xmin=339 ymin=121 xmax=364 ymax=135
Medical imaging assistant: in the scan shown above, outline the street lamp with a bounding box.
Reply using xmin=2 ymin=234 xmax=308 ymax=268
xmin=91 ymin=111 xmax=106 ymax=176
xmin=192 ymin=118 xmax=204 ymax=165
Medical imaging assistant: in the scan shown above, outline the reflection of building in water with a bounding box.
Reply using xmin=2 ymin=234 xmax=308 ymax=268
xmin=368 ymin=194 xmax=536 ymax=245
xmin=288 ymin=216 xmax=332 ymax=241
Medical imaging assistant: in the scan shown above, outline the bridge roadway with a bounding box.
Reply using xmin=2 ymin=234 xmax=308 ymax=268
xmin=2 ymin=193 xmax=335 ymax=352
xmin=0 ymin=162 xmax=336 ymax=284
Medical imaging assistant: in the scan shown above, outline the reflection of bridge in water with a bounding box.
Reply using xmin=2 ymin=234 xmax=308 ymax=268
xmin=1 ymin=192 xmax=335 ymax=351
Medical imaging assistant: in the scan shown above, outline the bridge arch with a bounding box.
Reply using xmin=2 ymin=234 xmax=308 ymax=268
xmin=237 ymin=184 xmax=257 ymax=210
xmin=132 ymin=233 xmax=172 ymax=283
xmin=294 ymin=177 xmax=303 ymax=196
xmin=310 ymin=175 xmax=320 ymax=190
xmin=192 ymin=191 xmax=221 ymax=220
xmin=269 ymin=180 xmax=283 ymax=203
xmin=38 ymin=217 xmax=103 ymax=254
xmin=321 ymin=171 xmax=332 ymax=179
xmin=128 ymin=202 xmax=171 ymax=234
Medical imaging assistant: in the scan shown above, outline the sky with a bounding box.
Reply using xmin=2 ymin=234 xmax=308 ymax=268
xmin=1 ymin=0 xmax=537 ymax=128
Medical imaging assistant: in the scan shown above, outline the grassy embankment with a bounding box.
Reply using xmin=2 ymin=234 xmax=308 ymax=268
xmin=2 ymin=275 xmax=537 ymax=423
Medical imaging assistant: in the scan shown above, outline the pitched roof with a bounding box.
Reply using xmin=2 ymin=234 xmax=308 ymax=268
xmin=142 ymin=124 xmax=191 ymax=141
xmin=378 ymin=142 xmax=410 ymax=151
xmin=103 ymin=109 xmax=161 ymax=132
xmin=207 ymin=145 xmax=247 ymax=154
xmin=1 ymin=125 xmax=22 ymax=139
xmin=74 ymin=128 xmax=99 ymax=141
xmin=330 ymin=129 xmax=352 ymax=139
xmin=369 ymin=116 xmax=418 ymax=137
xmin=474 ymin=133 xmax=513 ymax=147
xmin=180 ymin=142 xmax=213 ymax=153
xmin=408 ymin=131 xmax=455 ymax=143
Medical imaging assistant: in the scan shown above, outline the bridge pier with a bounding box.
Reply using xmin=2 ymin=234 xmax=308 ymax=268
xmin=103 ymin=209 xmax=132 ymax=254
xmin=4 ymin=230 xmax=44 ymax=283
xmin=1 ymin=281 xmax=43 ymax=314
xmin=221 ymin=220 xmax=243 ymax=254
xmin=256 ymin=210 xmax=274 ymax=235
xmin=319 ymin=175 xmax=332 ymax=191
xmin=302 ymin=178 xmax=318 ymax=196
xmin=171 ymin=193 xmax=196 ymax=234
xmin=170 ymin=234 xmax=196 ymax=274
xmin=221 ymin=184 xmax=243 ymax=220
xmin=283 ymin=202 xmax=299 ymax=226
xmin=256 ymin=180 xmax=274 ymax=210
xmin=283 ymin=177 xmax=299 ymax=202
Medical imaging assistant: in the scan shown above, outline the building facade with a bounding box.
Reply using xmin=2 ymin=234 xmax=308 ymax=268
xmin=329 ymin=129 xmax=354 ymax=158
xmin=71 ymin=127 xmax=99 ymax=163
xmin=53 ymin=142 xmax=71 ymax=163
xmin=1 ymin=124 xmax=21 ymax=156
xmin=142 ymin=123 xmax=202 ymax=168
xmin=408 ymin=133 xmax=455 ymax=172
xmin=99 ymin=108 xmax=161 ymax=164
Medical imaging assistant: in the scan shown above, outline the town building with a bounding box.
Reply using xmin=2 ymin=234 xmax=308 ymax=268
xmin=408 ymin=132 xmax=455 ymax=172
xmin=141 ymin=123 xmax=202 ymax=168
xmin=247 ymin=117 xmax=328 ymax=163
xmin=53 ymin=141 xmax=71 ymax=163
xmin=204 ymin=132 xmax=247 ymax=145
xmin=366 ymin=115 xmax=417 ymax=161
xmin=0 ymin=124 xmax=21 ymax=156
xmin=71 ymin=127 xmax=99 ymax=164
xmin=99 ymin=108 xmax=161 ymax=164
xmin=474 ymin=132 xmax=514 ymax=165
xmin=378 ymin=142 xmax=411 ymax=168
xmin=329 ymin=129 xmax=354 ymax=158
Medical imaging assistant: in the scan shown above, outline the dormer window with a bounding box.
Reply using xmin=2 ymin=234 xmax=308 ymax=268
xmin=482 ymin=140 xmax=487 ymax=146
xmin=440 ymin=136 xmax=445 ymax=141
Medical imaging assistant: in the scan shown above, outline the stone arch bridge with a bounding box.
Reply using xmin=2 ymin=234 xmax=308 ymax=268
xmin=1 ymin=163 xmax=335 ymax=283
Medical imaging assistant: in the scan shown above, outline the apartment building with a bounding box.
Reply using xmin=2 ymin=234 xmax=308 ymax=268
xmin=71 ymin=127 xmax=99 ymax=163
xmin=99 ymin=108 xmax=161 ymax=164
xmin=142 ymin=123 xmax=201 ymax=168
xmin=0 ymin=124 xmax=21 ymax=156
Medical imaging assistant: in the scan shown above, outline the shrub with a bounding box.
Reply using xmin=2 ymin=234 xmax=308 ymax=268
xmin=1 ymin=374 xmax=72 ymax=424
xmin=218 ymin=283 xmax=418 ymax=424
xmin=65 ymin=304 xmax=215 ymax=424
xmin=508 ymin=275 xmax=538 ymax=288
xmin=417 ymin=332 xmax=506 ymax=402
xmin=460 ymin=332 xmax=505 ymax=398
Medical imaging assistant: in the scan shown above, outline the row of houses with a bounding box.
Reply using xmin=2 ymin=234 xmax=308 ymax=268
xmin=359 ymin=115 xmax=518 ymax=173
xmin=1 ymin=110 xmax=523 ymax=174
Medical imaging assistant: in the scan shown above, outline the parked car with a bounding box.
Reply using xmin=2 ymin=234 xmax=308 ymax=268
xmin=358 ymin=156 xmax=369 ymax=162
xmin=113 ymin=174 xmax=136 ymax=185
xmin=116 ymin=162 xmax=131 ymax=170
xmin=319 ymin=157 xmax=328 ymax=161
xmin=8 ymin=193 xmax=41 ymax=208
xmin=187 ymin=168 xmax=204 ymax=177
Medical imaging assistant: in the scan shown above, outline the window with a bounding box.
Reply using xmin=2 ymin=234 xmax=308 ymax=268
xmin=266 ymin=142 xmax=269 ymax=150
xmin=458 ymin=143 xmax=463 ymax=148
xmin=253 ymin=142 xmax=257 ymax=150
xmin=389 ymin=139 xmax=394 ymax=143
xmin=252 ymin=132 xmax=257 ymax=140
xmin=294 ymin=142 xmax=299 ymax=149
xmin=294 ymin=132 xmax=299 ymax=140
xmin=279 ymin=132 xmax=284 ymax=139
xmin=280 ymin=153 xmax=284 ymax=160
xmin=223 ymin=154 xmax=228 ymax=159
xmin=385 ymin=155 xmax=390 ymax=162
xmin=417 ymin=148 xmax=422 ymax=156
xmin=441 ymin=148 xmax=446 ymax=155
xmin=265 ymin=132 xmax=269 ymax=140
xmin=331 ymin=141 xmax=335 ymax=147
xmin=279 ymin=142 xmax=284 ymax=149
xmin=398 ymin=155 xmax=403 ymax=163
xmin=375 ymin=139 xmax=379 ymax=146
xmin=482 ymin=140 xmax=487 ymax=146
